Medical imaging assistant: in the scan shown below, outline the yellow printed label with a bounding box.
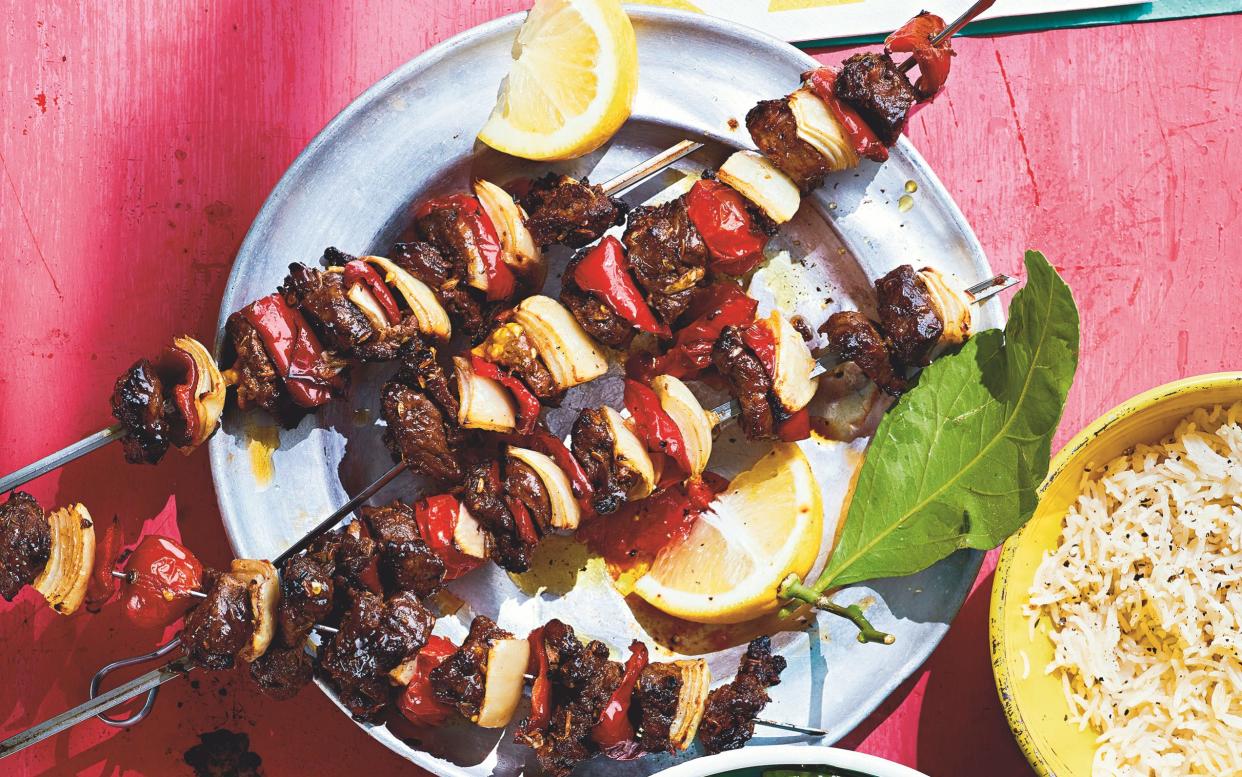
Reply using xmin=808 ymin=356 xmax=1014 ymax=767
xmin=769 ymin=0 xmax=862 ymax=10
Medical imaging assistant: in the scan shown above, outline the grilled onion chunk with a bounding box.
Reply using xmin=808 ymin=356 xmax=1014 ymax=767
xmin=33 ymin=503 xmax=95 ymax=615
xmin=230 ymin=558 xmax=279 ymax=663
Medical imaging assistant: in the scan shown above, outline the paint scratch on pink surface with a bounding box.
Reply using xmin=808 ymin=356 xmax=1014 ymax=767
xmin=0 ymin=149 xmax=63 ymax=299
xmin=993 ymin=46 xmax=1040 ymax=207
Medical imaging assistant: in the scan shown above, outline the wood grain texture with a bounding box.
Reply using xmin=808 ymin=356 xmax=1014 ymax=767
xmin=0 ymin=2 xmax=1238 ymax=774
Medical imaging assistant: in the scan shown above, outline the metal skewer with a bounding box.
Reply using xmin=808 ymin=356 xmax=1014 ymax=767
xmin=0 ymin=424 xmax=125 ymax=494
xmin=897 ymin=0 xmax=996 ymax=74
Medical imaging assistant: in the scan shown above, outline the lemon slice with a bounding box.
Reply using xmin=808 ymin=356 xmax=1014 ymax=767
xmin=632 ymin=444 xmax=823 ymax=624
xmin=478 ymin=0 xmax=637 ymax=161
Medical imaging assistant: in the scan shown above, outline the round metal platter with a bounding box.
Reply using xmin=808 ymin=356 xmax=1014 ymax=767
xmin=209 ymin=8 xmax=1001 ymax=776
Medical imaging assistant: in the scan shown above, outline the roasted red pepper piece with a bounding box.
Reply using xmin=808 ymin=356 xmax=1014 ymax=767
xmin=158 ymin=345 xmax=200 ymax=448
xmin=343 ymin=260 xmax=401 ymax=325
xmin=577 ymin=473 xmax=726 ymax=571
xmin=86 ymin=514 xmax=122 ymax=612
xmin=397 ymin=635 xmax=459 ymax=727
xmin=626 ymin=282 xmax=759 ymax=382
xmin=805 ymin=68 xmax=890 ymax=163
xmin=524 ymin=627 xmax=552 ymax=732
xmin=592 ymin=640 xmax=649 ymax=756
xmin=778 ymin=406 xmax=811 ymax=442
xmin=574 ymin=236 xmax=669 ymax=337
xmin=506 ymin=494 xmax=540 ymax=547
xmin=415 ymin=194 xmax=515 ymax=301
xmin=885 ymin=12 xmax=953 ymax=98
xmin=740 ymin=318 xmax=778 ymax=379
xmin=239 ymin=294 xmax=341 ymax=408
xmin=623 ymin=379 xmax=692 ymax=476
xmin=415 ymin=494 xmax=483 ymax=581
xmin=686 ymin=179 xmax=769 ymax=276
xmin=122 ymin=535 xmax=204 ymax=630
xmin=471 ymin=355 xmax=540 ymax=434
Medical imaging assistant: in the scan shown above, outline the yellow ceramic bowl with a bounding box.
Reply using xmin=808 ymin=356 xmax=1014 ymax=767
xmin=989 ymin=372 xmax=1242 ymax=776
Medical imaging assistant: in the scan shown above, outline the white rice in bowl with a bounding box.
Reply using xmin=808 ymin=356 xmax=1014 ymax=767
xmin=1026 ymin=402 xmax=1242 ymax=777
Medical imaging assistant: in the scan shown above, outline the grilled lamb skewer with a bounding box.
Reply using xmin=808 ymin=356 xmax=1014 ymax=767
xmin=107 ymin=524 xmax=788 ymax=764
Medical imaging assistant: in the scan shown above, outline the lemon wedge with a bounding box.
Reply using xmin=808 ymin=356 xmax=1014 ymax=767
xmin=478 ymin=0 xmax=637 ymax=161
xmin=632 ymin=443 xmax=823 ymax=624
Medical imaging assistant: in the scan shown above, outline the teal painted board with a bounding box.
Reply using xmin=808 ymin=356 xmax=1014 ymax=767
xmin=799 ymin=0 xmax=1242 ymax=48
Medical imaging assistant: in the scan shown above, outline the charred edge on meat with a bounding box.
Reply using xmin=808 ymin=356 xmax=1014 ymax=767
xmin=319 ymin=590 xmax=434 ymax=722
xmin=519 ymin=174 xmax=627 ymax=249
xmin=746 ymin=98 xmax=831 ymax=192
xmin=111 ymin=359 xmax=171 ymax=464
xmin=0 ymin=491 xmax=50 ymax=601
xmin=698 ymin=636 xmax=787 ymax=754
xmin=821 ymin=311 xmax=908 ymax=396
xmin=622 ymin=198 xmax=709 ymax=330
xmin=571 ymin=408 xmax=641 ymax=514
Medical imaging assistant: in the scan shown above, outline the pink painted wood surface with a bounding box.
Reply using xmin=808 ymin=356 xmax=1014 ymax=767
xmin=1 ymin=1 xmax=1238 ymax=774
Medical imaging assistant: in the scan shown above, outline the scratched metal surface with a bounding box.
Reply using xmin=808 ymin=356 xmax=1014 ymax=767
xmin=2 ymin=1 xmax=1240 ymax=775
xmin=206 ymin=9 xmax=997 ymax=776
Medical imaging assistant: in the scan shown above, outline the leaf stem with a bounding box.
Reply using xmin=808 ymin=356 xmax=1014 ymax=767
xmin=778 ymin=574 xmax=895 ymax=645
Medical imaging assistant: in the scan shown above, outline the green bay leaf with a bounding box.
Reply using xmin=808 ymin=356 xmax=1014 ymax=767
xmin=813 ymin=251 xmax=1079 ymax=590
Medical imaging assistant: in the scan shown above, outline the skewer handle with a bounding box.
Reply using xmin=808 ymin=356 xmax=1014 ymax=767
xmin=0 ymin=423 xmax=125 ymax=494
xmin=0 ymin=656 xmax=186 ymax=760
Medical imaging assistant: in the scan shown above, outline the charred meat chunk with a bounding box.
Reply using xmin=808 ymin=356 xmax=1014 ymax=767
xmin=276 ymin=554 xmax=335 ymax=647
xmin=308 ymin=525 xmax=381 ymax=600
xmin=560 ymin=253 xmax=636 ymax=350
xmin=0 ymin=491 xmax=50 ymax=601
xmin=111 ymin=359 xmax=170 ymax=464
xmin=746 ymin=98 xmax=832 ymax=192
xmin=516 ymin=619 xmax=623 ymax=777
xmin=389 ymin=240 xmax=490 ymax=343
xmin=822 ymin=311 xmax=907 ymax=396
xmin=504 ymin=456 xmax=553 ymax=535
xmin=182 ymin=572 xmax=254 ymax=671
xmin=474 ymin=322 xmax=560 ymax=402
xmin=571 ymin=408 xmax=640 ymax=515
xmin=519 ymin=174 xmax=626 ymax=249
xmin=247 ymin=644 xmax=314 ymax=701
xmin=319 ymin=590 xmax=434 ymax=722
xmin=623 ymin=199 xmax=709 ymax=328
xmin=633 ymin=662 xmax=682 ymax=754
xmin=711 ymin=326 xmax=778 ymax=440
xmin=875 ymin=264 xmax=944 ymax=368
xmin=391 ymin=336 xmax=459 ymax=422
xmin=429 ymin=616 xmax=513 ymax=721
xmin=223 ymin=312 xmax=303 ymax=427
xmin=462 ymin=461 xmax=530 ymax=573
xmin=381 ymin=383 xmax=465 ymax=486
xmin=279 ymin=262 xmax=377 ymax=357
xmin=360 ymin=501 xmax=445 ymax=598
xmin=834 ymin=52 xmax=918 ymax=146
xmin=699 ymin=637 xmax=787 ymax=754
